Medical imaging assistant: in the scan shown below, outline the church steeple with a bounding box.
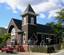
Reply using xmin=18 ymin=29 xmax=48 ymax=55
xmin=24 ymin=4 xmax=35 ymax=13
xmin=22 ymin=4 xmax=37 ymax=26
xmin=22 ymin=4 xmax=37 ymax=16
xmin=22 ymin=4 xmax=37 ymax=45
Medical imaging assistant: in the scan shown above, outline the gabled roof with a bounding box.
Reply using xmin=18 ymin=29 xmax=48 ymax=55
xmin=8 ymin=18 xmax=22 ymax=33
xmin=12 ymin=18 xmax=22 ymax=29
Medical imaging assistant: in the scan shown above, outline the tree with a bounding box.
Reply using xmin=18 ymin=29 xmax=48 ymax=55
xmin=46 ymin=22 xmax=55 ymax=28
xmin=46 ymin=22 xmax=63 ymax=44
xmin=54 ymin=8 xmax=64 ymax=34
xmin=3 ymin=33 xmax=11 ymax=42
xmin=46 ymin=22 xmax=62 ymax=33
xmin=0 ymin=37 xmax=3 ymax=44
xmin=46 ymin=9 xmax=64 ymax=35
xmin=0 ymin=33 xmax=11 ymax=48
xmin=46 ymin=9 xmax=64 ymax=51
xmin=55 ymin=9 xmax=64 ymax=22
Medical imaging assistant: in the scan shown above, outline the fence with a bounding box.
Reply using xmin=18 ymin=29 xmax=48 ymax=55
xmin=29 ymin=44 xmax=61 ymax=53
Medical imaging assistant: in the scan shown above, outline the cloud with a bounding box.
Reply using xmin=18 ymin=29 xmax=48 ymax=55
xmin=0 ymin=0 xmax=17 ymax=13
xmin=48 ymin=9 xmax=61 ymax=19
xmin=0 ymin=0 xmax=64 ymax=18
xmin=28 ymin=0 xmax=48 ymax=5
xmin=0 ymin=0 xmax=58 ymax=12
xmin=4 ymin=26 xmax=8 ymax=29
xmin=37 ymin=13 xmax=46 ymax=19
xmin=33 ymin=2 xmax=56 ymax=13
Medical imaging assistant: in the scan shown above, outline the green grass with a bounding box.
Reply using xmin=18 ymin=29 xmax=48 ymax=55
xmin=30 ymin=46 xmax=47 ymax=53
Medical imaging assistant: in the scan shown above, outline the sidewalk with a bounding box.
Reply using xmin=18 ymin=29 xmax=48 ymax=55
xmin=18 ymin=49 xmax=64 ymax=55
xmin=18 ymin=52 xmax=49 ymax=55
xmin=47 ymin=49 xmax=64 ymax=55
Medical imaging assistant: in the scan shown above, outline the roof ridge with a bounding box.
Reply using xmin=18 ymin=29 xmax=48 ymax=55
xmin=12 ymin=18 xmax=21 ymax=21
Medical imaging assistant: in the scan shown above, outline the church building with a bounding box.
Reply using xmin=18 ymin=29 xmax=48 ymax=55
xmin=7 ymin=4 xmax=60 ymax=52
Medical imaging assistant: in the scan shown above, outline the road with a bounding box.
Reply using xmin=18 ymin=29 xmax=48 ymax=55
xmin=51 ymin=49 xmax=64 ymax=55
xmin=57 ymin=52 xmax=64 ymax=55
xmin=0 ymin=50 xmax=64 ymax=55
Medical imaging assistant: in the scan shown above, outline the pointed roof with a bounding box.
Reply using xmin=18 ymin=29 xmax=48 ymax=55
xmin=8 ymin=18 xmax=22 ymax=33
xmin=22 ymin=4 xmax=37 ymax=16
xmin=8 ymin=18 xmax=22 ymax=29
xmin=24 ymin=4 xmax=35 ymax=13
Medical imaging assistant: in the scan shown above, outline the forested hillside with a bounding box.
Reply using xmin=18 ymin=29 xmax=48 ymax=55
xmin=0 ymin=27 xmax=7 ymax=35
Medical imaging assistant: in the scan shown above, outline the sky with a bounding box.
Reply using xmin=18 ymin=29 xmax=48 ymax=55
xmin=0 ymin=0 xmax=64 ymax=28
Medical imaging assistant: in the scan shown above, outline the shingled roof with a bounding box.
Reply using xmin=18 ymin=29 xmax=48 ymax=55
xmin=24 ymin=4 xmax=35 ymax=13
xmin=12 ymin=18 xmax=22 ymax=29
xmin=28 ymin=24 xmax=55 ymax=34
xmin=36 ymin=24 xmax=54 ymax=34
xmin=22 ymin=4 xmax=37 ymax=16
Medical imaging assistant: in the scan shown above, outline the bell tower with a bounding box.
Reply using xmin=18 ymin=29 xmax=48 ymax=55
xmin=22 ymin=4 xmax=37 ymax=25
xmin=22 ymin=4 xmax=37 ymax=46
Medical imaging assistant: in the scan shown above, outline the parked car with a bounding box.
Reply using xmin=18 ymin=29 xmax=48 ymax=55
xmin=1 ymin=47 xmax=15 ymax=53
